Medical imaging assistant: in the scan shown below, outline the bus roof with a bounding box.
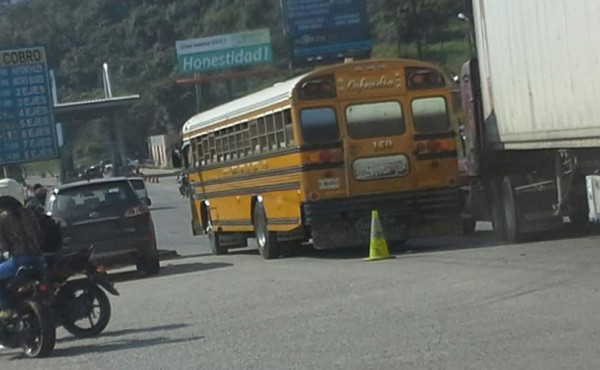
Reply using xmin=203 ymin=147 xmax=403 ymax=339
xmin=182 ymin=74 xmax=307 ymax=137
xmin=181 ymin=58 xmax=448 ymax=138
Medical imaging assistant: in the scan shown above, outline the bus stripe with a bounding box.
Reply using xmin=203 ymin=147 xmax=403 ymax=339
xmin=193 ymin=162 xmax=343 ymax=187
xmin=183 ymin=142 xmax=343 ymax=174
xmin=212 ymin=218 xmax=300 ymax=226
xmin=413 ymin=131 xmax=455 ymax=140
xmin=193 ymin=182 xmax=300 ymax=200
xmin=415 ymin=150 xmax=458 ymax=160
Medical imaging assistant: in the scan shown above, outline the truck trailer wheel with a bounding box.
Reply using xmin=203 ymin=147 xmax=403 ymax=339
xmin=502 ymin=176 xmax=524 ymax=242
xmin=461 ymin=217 xmax=477 ymax=235
xmin=487 ymin=179 xmax=507 ymax=240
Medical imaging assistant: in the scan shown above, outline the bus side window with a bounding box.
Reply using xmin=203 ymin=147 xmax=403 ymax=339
xmin=274 ymin=111 xmax=286 ymax=148
xmin=193 ymin=138 xmax=202 ymax=167
xmin=234 ymin=127 xmax=242 ymax=159
xmin=215 ymin=131 xmax=224 ymax=162
xmin=283 ymin=109 xmax=295 ymax=146
xmin=179 ymin=144 xmax=190 ymax=169
xmin=257 ymin=116 xmax=268 ymax=153
xmin=240 ymin=122 xmax=250 ymax=157
xmin=249 ymin=119 xmax=259 ymax=154
xmin=223 ymin=128 xmax=231 ymax=160
xmin=202 ymin=136 xmax=210 ymax=165
xmin=266 ymin=114 xmax=277 ymax=151
xmin=197 ymin=137 xmax=203 ymax=167
xmin=208 ymin=134 xmax=215 ymax=164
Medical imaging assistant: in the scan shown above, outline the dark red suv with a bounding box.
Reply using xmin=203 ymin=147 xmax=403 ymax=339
xmin=45 ymin=177 xmax=160 ymax=275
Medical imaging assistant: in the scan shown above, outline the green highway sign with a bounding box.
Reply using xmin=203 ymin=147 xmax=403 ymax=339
xmin=176 ymin=29 xmax=273 ymax=74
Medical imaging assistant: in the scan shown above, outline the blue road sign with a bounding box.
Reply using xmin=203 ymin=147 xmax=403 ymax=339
xmin=0 ymin=47 xmax=58 ymax=165
xmin=0 ymin=46 xmax=58 ymax=165
xmin=281 ymin=0 xmax=372 ymax=64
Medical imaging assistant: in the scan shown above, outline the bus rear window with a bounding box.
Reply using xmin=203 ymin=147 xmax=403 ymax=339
xmin=299 ymin=107 xmax=340 ymax=144
xmin=345 ymin=101 xmax=405 ymax=139
xmin=411 ymin=97 xmax=450 ymax=133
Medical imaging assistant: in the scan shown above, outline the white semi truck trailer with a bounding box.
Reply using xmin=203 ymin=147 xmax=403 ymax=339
xmin=460 ymin=0 xmax=600 ymax=241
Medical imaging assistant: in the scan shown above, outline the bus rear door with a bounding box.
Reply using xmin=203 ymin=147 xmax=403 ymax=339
xmin=340 ymin=98 xmax=417 ymax=196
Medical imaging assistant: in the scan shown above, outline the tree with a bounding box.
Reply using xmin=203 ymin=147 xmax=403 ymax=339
xmin=0 ymin=0 xmax=470 ymax=165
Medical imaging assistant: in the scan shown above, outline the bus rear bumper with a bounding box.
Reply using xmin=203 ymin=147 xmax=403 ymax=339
xmin=302 ymin=187 xmax=462 ymax=249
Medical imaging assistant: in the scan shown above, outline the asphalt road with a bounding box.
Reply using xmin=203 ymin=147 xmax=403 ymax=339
xmin=4 ymin=176 xmax=600 ymax=369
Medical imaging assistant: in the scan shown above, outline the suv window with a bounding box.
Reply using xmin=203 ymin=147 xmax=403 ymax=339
xmin=49 ymin=181 xmax=138 ymax=221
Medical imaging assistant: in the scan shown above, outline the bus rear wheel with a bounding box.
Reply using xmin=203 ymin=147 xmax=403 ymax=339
xmin=253 ymin=202 xmax=279 ymax=260
xmin=207 ymin=219 xmax=228 ymax=256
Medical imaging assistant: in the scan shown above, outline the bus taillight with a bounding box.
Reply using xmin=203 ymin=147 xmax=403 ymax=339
xmin=426 ymin=140 xmax=442 ymax=152
xmin=309 ymin=149 xmax=343 ymax=164
xmin=415 ymin=139 xmax=456 ymax=155
xmin=319 ymin=150 xmax=332 ymax=162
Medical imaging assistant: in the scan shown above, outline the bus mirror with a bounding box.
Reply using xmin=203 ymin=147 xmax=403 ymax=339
xmin=172 ymin=150 xmax=182 ymax=168
xmin=458 ymin=125 xmax=467 ymax=157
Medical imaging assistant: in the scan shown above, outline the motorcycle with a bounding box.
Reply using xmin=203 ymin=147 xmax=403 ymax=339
xmin=0 ymin=265 xmax=56 ymax=358
xmin=177 ymin=174 xmax=190 ymax=199
xmin=46 ymin=246 xmax=119 ymax=338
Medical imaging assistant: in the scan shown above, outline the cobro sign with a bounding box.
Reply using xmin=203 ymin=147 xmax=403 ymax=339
xmin=176 ymin=29 xmax=273 ymax=74
xmin=0 ymin=46 xmax=58 ymax=165
xmin=0 ymin=48 xmax=45 ymax=66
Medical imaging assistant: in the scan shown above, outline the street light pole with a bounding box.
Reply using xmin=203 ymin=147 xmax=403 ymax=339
xmin=103 ymin=63 xmax=127 ymax=175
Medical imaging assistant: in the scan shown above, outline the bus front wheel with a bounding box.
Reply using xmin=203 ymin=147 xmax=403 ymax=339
xmin=253 ymin=202 xmax=279 ymax=260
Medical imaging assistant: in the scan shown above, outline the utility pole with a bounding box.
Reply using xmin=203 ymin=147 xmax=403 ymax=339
xmin=103 ymin=63 xmax=128 ymax=175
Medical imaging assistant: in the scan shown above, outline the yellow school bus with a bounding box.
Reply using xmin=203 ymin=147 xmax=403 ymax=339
xmin=179 ymin=59 xmax=461 ymax=259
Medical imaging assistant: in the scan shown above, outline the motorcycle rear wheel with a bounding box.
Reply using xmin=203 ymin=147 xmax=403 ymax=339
xmin=18 ymin=300 xmax=56 ymax=358
xmin=60 ymin=283 xmax=111 ymax=338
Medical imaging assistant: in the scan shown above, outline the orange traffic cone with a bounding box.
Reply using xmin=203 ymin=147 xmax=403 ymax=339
xmin=364 ymin=210 xmax=395 ymax=261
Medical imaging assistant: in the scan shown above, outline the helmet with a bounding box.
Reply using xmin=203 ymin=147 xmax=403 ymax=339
xmin=34 ymin=187 xmax=48 ymax=202
xmin=0 ymin=179 xmax=25 ymax=205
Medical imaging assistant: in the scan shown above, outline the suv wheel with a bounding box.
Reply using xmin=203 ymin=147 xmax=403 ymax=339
xmin=136 ymin=253 xmax=160 ymax=275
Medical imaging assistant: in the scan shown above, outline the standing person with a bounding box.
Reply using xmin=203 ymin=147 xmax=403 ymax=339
xmin=0 ymin=196 xmax=46 ymax=319
xmin=24 ymin=186 xmax=47 ymax=214
xmin=24 ymin=188 xmax=62 ymax=253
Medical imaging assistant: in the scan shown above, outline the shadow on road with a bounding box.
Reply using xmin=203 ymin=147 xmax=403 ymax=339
xmin=58 ymin=323 xmax=190 ymax=343
xmin=284 ymin=231 xmax=506 ymax=260
xmin=51 ymin=335 xmax=205 ymax=358
xmin=226 ymin=248 xmax=260 ymax=256
xmin=172 ymin=252 xmax=215 ymax=259
xmin=109 ymin=261 xmax=233 ymax=283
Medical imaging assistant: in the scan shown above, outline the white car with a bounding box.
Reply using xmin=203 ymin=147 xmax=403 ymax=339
xmin=0 ymin=178 xmax=25 ymax=204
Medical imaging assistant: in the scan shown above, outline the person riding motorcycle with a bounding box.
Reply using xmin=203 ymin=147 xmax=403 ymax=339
xmin=177 ymin=173 xmax=190 ymax=198
xmin=0 ymin=196 xmax=46 ymax=319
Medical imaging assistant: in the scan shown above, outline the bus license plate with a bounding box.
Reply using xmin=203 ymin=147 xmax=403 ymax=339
xmin=318 ymin=178 xmax=340 ymax=190
xmin=353 ymin=155 xmax=409 ymax=181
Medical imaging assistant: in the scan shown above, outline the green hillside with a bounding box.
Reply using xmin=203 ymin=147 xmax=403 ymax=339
xmin=0 ymin=0 xmax=472 ymax=166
